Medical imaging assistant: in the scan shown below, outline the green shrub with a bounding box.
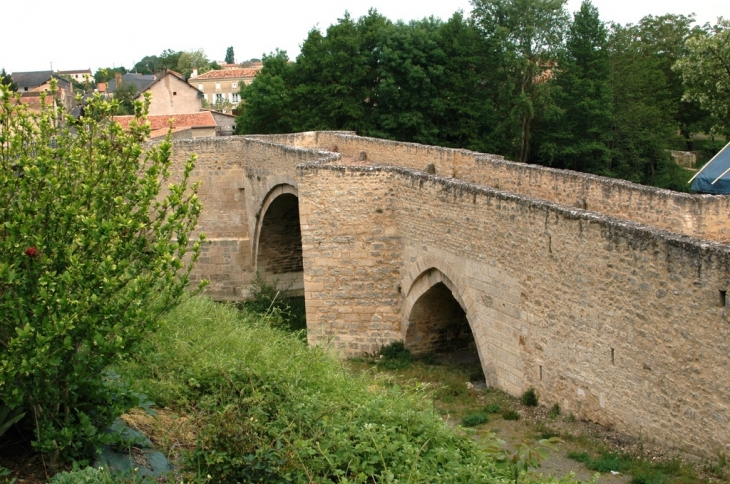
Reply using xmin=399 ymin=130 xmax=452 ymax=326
xmin=462 ymin=412 xmax=489 ymax=427
xmin=535 ymin=422 xmax=560 ymax=439
xmin=630 ymin=468 xmax=668 ymax=484
xmin=378 ymin=340 xmax=415 ymax=369
xmin=484 ymin=403 xmax=501 ymax=414
xmin=549 ymin=403 xmax=561 ymax=418
xmin=521 ymin=387 xmax=539 ymax=407
xmin=502 ymin=410 xmax=520 ymax=421
xmin=0 ymin=404 xmax=25 ymax=439
xmin=0 ymin=84 xmax=205 ymax=467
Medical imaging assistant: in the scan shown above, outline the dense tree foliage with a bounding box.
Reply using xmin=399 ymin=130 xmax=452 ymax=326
xmin=235 ymin=5 xmax=726 ymax=191
xmin=128 ymin=48 xmax=218 ymax=79
xmin=534 ymin=0 xmax=612 ymax=173
xmin=675 ymin=18 xmax=730 ymax=137
xmin=471 ymin=0 xmax=569 ymax=162
xmin=225 ymin=46 xmax=235 ymax=64
xmin=93 ymin=66 xmax=126 ymax=84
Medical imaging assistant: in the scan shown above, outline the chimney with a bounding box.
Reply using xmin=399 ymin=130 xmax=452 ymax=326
xmin=115 ymin=72 xmax=122 ymax=88
xmin=191 ymin=68 xmax=198 ymax=78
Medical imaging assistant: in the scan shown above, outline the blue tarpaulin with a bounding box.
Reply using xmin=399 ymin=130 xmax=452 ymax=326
xmin=690 ymin=142 xmax=730 ymax=194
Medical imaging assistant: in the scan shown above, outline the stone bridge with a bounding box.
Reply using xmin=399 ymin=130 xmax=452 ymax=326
xmin=169 ymin=131 xmax=730 ymax=454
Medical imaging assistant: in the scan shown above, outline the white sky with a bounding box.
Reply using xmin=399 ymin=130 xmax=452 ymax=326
xmin=2 ymin=0 xmax=726 ymax=74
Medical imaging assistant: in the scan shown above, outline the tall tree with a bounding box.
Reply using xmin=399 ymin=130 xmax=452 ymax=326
xmin=674 ymin=18 xmax=730 ymax=137
xmin=607 ymin=23 xmax=680 ymax=187
xmin=290 ymin=10 xmax=388 ymax=132
xmin=535 ymin=0 xmax=612 ymax=174
xmin=636 ymin=14 xmax=709 ymax=149
xmin=225 ymin=46 xmax=235 ymax=64
xmin=471 ymin=0 xmax=569 ymax=162
xmin=177 ymin=49 xmax=213 ymax=79
xmin=235 ymin=50 xmax=295 ymax=134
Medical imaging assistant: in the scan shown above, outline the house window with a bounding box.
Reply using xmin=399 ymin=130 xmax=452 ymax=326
xmin=231 ymin=93 xmax=240 ymax=103
xmin=215 ymin=82 xmax=221 ymax=90
xmin=198 ymin=83 xmax=203 ymax=91
xmin=231 ymin=82 xmax=237 ymax=89
xmin=215 ymin=93 xmax=223 ymax=102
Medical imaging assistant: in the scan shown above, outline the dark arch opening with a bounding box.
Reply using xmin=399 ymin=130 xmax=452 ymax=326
xmin=405 ymin=282 xmax=478 ymax=362
xmin=256 ymin=193 xmax=303 ymax=293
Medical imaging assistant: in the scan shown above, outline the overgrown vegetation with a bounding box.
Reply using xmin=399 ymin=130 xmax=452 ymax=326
xmin=378 ymin=340 xmax=416 ymax=369
xmin=567 ymin=451 xmax=701 ymax=483
xmin=0 ymin=83 xmax=204 ymax=469
xmin=116 ymin=296 xmax=578 ymax=483
xmin=237 ymin=271 xmax=306 ymax=333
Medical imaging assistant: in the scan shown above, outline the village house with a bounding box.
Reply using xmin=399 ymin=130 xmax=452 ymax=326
xmin=188 ymin=67 xmax=261 ymax=108
xmin=107 ymin=69 xmax=204 ymax=116
xmin=56 ymin=69 xmax=93 ymax=83
xmin=9 ymin=70 xmax=75 ymax=111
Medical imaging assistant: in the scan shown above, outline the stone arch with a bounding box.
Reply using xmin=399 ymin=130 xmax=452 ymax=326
xmin=402 ymin=258 xmax=485 ymax=366
xmin=253 ymin=183 xmax=304 ymax=292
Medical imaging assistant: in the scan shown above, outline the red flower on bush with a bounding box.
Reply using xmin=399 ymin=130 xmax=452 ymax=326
xmin=25 ymin=247 xmax=39 ymax=257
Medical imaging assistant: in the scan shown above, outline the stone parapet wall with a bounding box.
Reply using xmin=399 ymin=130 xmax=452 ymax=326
xmin=251 ymin=132 xmax=730 ymax=243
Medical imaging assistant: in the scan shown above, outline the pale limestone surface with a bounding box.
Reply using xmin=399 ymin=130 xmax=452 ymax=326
xmin=168 ymin=132 xmax=730 ymax=455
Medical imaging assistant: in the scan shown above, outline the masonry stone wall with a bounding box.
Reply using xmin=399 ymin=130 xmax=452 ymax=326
xmin=298 ymin=166 xmax=403 ymax=353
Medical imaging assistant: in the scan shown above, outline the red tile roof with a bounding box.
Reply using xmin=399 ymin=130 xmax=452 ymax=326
xmin=193 ymin=68 xmax=261 ymax=80
xmin=113 ymin=112 xmax=216 ymax=138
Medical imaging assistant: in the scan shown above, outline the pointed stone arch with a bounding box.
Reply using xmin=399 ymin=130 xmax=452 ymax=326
xmin=402 ymin=256 xmax=486 ymax=365
xmin=252 ymin=182 xmax=304 ymax=293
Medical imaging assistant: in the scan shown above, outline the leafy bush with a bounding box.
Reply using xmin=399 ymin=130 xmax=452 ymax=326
xmin=378 ymin=340 xmax=415 ymax=369
xmin=462 ymin=412 xmax=489 ymax=427
xmin=117 ymin=297 xmax=547 ymax=484
xmin=535 ymin=422 xmax=560 ymax=439
xmin=0 ymin=404 xmax=25 ymax=439
xmin=549 ymin=403 xmax=561 ymax=418
xmin=484 ymin=403 xmax=501 ymax=414
xmin=0 ymin=84 xmax=205 ymax=467
xmin=502 ymin=410 xmax=520 ymax=421
xmin=521 ymin=388 xmax=539 ymax=407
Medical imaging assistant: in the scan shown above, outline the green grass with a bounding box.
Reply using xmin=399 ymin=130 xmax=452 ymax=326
xmin=567 ymin=451 xmax=705 ymax=484
xmin=115 ymin=296 xmax=576 ymax=483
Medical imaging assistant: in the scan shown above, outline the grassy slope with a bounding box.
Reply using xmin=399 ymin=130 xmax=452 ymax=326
xmin=113 ymin=296 xmax=575 ymax=484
